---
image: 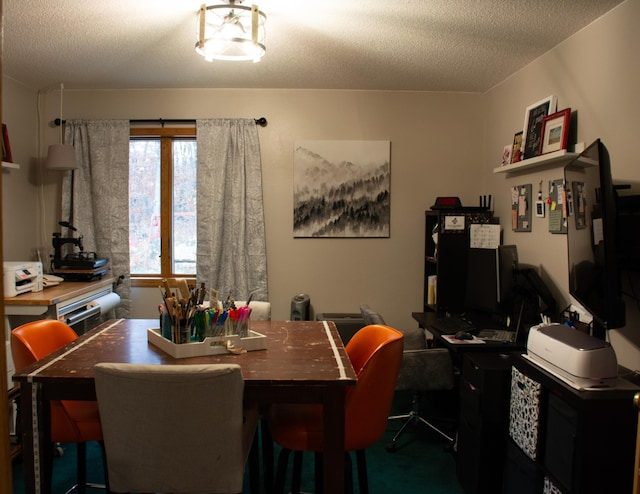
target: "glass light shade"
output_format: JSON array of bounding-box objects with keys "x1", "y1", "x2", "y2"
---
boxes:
[
  {"x1": 46, "y1": 144, "x2": 78, "y2": 170},
  {"x1": 196, "y1": 3, "x2": 266, "y2": 62}
]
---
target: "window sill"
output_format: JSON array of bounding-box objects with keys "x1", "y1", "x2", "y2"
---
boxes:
[{"x1": 131, "y1": 276, "x2": 196, "y2": 288}]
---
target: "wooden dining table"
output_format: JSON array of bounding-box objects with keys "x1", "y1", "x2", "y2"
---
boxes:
[{"x1": 12, "y1": 318, "x2": 358, "y2": 494}]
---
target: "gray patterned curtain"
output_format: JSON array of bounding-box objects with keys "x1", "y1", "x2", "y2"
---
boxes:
[
  {"x1": 196, "y1": 119, "x2": 268, "y2": 302},
  {"x1": 62, "y1": 120, "x2": 131, "y2": 318}
]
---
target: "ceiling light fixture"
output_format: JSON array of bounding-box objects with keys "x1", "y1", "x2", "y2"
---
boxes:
[
  {"x1": 46, "y1": 83, "x2": 78, "y2": 171},
  {"x1": 195, "y1": 1, "x2": 266, "y2": 63}
]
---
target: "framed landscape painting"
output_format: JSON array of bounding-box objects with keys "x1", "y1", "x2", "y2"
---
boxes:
[{"x1": 293, "y1": 140, "x2": 391, "y2": 238}]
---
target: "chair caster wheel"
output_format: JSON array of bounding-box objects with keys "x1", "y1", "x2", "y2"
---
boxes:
[{"x1": 385, "y1": 442, "x2": 397, "y2": 452}]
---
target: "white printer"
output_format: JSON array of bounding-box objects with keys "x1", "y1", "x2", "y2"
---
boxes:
[
  {"x1": 3, "y1": 261, "x2": 44, "y2": 297},
  {"x1": 525, "y1": 323, "x2": 618, "y2": 390}
]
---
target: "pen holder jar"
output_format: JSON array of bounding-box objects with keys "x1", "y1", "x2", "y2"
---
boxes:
[{"x1": 160, "y1": 314, "x2": 190, "y2": 343}]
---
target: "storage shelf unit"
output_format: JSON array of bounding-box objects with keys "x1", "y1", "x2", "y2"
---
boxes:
[
  {"x1": 424, "y1": 208, "x2": 495, "y2": 314},
  {"x1": 504, "y1": 356, "x2": 639, "y2": 494}
]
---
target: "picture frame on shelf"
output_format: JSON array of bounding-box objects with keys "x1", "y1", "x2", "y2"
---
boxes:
[
  {"x1": 502, "y1": 145, "x2": 512, "y2": 166},
  {"x1": 539, "y1": 108, "x2": 571, "y2": 155},
  {"x1": 522, "y1": 95, "x2": 557, "y2": 160},
  {"x1": 2, "y1": 124, "x2": 13, "y2": 163},
  {"x1": 511, "y1": 131, "x2": 523, "y2": 164}
]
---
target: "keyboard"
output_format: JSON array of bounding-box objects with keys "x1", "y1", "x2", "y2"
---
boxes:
[
  {"x1": 477, "y1": 329, "x2": 515, "y2": 342},
  {"x1": 430, "y1": 315, "x2": 476, "y2": 335}
]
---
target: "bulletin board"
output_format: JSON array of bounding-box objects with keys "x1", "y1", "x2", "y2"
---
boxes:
[
  {"x1": 548, "y1": 179, "x2": 567, "y2": 234},
  {"x1": 511, "y1": 184, "x2": 532, "y2": 232}
]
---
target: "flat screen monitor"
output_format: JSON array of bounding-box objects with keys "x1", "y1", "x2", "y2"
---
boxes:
[
  {"x1": 464, "y1": 248, "x2": 500, "y2": 315},
  {"x1": 464, "y1": 245, "x2": 519, "y2": 319},
  {"x1": 565, "y1": 139, "x2": 625, "y2": 338}
]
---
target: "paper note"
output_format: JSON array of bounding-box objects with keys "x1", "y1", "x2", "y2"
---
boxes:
[
  {"x1": 470, "y1": 224, "x2": 501, "y2": 249},
  {"x1": 444, "y1": 215, "x2": 465, "y2": 231},
  {"x1": 548, "y1": 209, "x2": 563, "y2": 232},
  {"x1": 593, "y1": 218, "x2": 603, "y2": 244},
  {"x1": 518, "y1": 195, "x2": 527, "y2": 217}
]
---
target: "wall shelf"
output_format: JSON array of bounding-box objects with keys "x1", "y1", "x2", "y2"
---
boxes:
[
  {"x1": 2, "y1": 161, "x2": 20, "y2": 169},
  {"x1": 493, "y1": 149, "x2": 578, "y2": 174}
]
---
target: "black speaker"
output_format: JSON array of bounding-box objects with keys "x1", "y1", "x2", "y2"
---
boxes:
[{"x1": 290, "y1": 294, "x2": 310, "y2": 321}]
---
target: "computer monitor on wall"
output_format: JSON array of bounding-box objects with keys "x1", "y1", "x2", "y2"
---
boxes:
[{"x1": 565, "y1": 139, "x2": 625, "y2": 339}]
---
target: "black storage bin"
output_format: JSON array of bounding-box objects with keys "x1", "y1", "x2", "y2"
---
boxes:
[
  {"x1": 503, "y1": 440, "x2": 542, "y2": 494},
  {"x1": 544, "y1": 394, "x2": 576, "y2": 491}
]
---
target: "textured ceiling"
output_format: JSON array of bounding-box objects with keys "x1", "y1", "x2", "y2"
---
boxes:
[{"x1": 3, "y1": 0, "x2": 624, "y2": 92}]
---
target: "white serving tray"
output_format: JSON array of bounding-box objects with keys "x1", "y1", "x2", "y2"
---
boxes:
[{"x1": 147, "y1": 327, "x2": 267, "y2": 358}]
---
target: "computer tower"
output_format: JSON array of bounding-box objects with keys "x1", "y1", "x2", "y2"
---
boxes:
[{"x1": 457, "y1": 352, "x2": 514, "y2": 494}]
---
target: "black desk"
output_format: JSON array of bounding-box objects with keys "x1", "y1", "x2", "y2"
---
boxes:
[
  {"x1": 412, "y1": 311, "x2": 526, "y2": 356},
  {"x1": 413, "y1": 311, "x2": 521, "y2": 494}
]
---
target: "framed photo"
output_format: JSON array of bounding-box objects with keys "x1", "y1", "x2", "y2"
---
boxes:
[
  {"x1": 502, "y1": 145, "x2": 512, "y2": 166},
  {"x1": 2, "y1": 124, "x2": 13, "y2": 163},
  {"x1": 539, "y1": 108, "x2": 571, "y2": 155},
  {"x1": 522, "y1": 95, "x2": 557, "y2": 160},
  {"x1": 511, "y1": 131, "x2": 523, "y2": 164}
]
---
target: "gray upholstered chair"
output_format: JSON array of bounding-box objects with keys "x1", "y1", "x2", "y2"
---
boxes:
[
  {"x1": 359, "y1": 304, "x2": 455, "y2": 451},
  {"x1": 94, "y1": 363, "x2": 259, "y2": 494}
]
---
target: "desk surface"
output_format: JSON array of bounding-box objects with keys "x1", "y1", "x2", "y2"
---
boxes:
[
  {"x1": 14, "y1": 318, "x2": 357, "y2": 494},
  {"x1": 412, "y1": 311, "x2": 525, "y2": 352},
  {"x1": 4, "y1": 276, "x2": 115, "y2": 307}
]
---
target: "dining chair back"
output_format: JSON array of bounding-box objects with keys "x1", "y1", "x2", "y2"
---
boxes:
[{"x1": 94, "y1": 362, "x2": 258, "y2": 494}]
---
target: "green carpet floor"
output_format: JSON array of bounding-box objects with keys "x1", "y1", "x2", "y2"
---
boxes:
[{"x1": 12, "y1": 392, "x2": 464, "y2": 494}]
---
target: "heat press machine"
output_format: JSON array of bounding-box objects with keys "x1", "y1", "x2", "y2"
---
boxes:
[{"x1": 51, "y1": 221, "x2": 110, "y2": 281}]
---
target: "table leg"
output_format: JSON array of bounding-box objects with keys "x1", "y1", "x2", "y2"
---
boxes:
[
  {"x1": 322, "y1": 387, "x2": 345, "y2": 494},
  {"x1": 18, "y1": 381, "x2": 36, "y2": 494},
  {"x1": 19, "y1": 382, "x2": 52, "y2": 494}
]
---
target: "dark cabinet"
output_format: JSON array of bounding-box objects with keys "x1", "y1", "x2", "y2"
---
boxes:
[
  {"x1": 424, "y1": 208, "x2": 495, "y2": 313},
  {"x1": 457, "y1": 352, "x2": 514, "y2": 494},
  {"x1": 504, "y1": 357, "x2": 639, "y2": 494}
]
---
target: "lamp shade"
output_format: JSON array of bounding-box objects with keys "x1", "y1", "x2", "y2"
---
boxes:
[
  {"x1": 196, "y1": 3, "x2": 266, "y2": 63},
  {"x1": 46, "y1": 144, "x2": 77, "y2": 170}
]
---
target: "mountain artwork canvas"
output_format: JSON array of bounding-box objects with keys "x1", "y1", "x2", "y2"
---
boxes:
[{"x1": 293, "y1": 140, "x2": 390, "y2": 237}]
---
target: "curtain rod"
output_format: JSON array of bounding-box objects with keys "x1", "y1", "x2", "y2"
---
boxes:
[{"x1": 54, "y1": 117, "x2": 268, "y2": 127}]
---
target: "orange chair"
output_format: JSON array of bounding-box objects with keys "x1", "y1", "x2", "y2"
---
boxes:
[
  {"x1": 11, "y1": 319, "x2": 105, "y2": 493},
  {"x1": 268, "y1": 324, "x2": 404, "y2": 494}
]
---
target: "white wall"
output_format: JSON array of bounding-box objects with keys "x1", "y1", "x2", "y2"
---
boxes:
[
  {"x1": 481, "y1": 0, "x2": 640, "y2": 370},
  {"x1": 1, "y1": 78, "x2": 42, "y2": 261}
]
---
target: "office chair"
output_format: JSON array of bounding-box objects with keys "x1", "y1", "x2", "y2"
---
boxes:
[
  {"x1": 268, "y1": 324, "x2": 404, "y2": 494},
  {"x1": 359, "y1": 305, "x2": 455, "y2": 452},
  {"x1": 94, "y1": 362, "x2": 259, "y2": 494},
  {"x1": 235, "y1": 300, "x2": 271, "y2": 320},
  {"x1": 11, "y1": 319, "x2": 106, "y2": 494}
]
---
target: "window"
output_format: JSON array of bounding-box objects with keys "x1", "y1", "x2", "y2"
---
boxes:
[{"x1": 129, "y1": 128, "x2": 197, "y2": 285}]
